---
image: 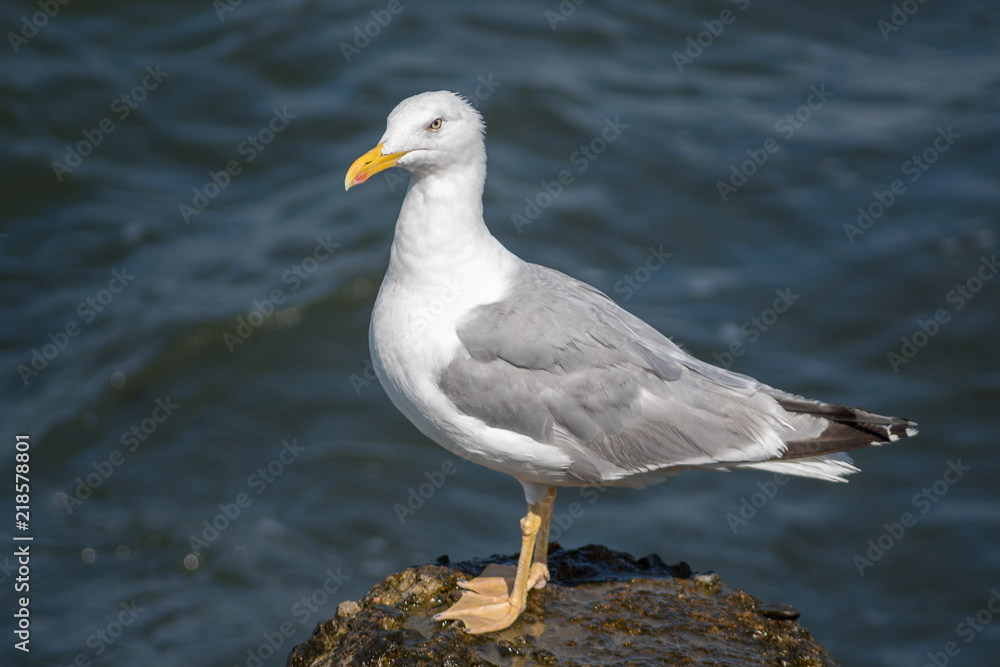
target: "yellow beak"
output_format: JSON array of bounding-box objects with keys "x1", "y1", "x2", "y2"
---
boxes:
[{"x1": 344, "y1": 142, "x2": 409, "y2": 190}]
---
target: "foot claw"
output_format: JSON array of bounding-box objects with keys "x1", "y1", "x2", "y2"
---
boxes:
[
  {"x1": 435, "y1": 589, "x2": 525, "y2": 634},
  {"x1": 436, "y1": 565, "x2": 525, "y2": 634},
  {"x1": 527, "y1": 562, "x2": 550, "y2": 590},
  {"x1": 439, "y1": 492, "x2": 554, "y2": 634}
]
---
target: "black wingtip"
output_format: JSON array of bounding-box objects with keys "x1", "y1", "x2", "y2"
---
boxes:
[{"x1": 776, "y1": 397, "x2": 918, "y2": 460}]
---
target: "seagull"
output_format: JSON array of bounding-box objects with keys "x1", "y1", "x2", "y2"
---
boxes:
[{"x1": 344, "y1": 91, "x2": 917, "y2": 634}]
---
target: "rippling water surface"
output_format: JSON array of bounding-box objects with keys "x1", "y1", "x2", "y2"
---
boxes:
[{"x1": 2, "y1": 1, "x2": 998, "y2": 666}]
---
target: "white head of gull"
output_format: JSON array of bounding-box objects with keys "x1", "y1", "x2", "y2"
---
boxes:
[{"x1": 345, "y1": 90, "x2": 917, "y2": 634}]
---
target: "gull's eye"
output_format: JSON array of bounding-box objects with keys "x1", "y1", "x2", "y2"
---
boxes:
[{"x1": 428, "y1": 118, "x2": 443, "y2": 131}]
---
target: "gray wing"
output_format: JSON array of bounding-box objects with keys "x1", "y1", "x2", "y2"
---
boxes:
[{"x1": 439, "y1": 263, "x2": 916, "y2": 485}]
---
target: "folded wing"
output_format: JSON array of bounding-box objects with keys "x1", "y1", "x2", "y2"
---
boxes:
[{"x1": 438, "y1": 262, "x2": 917, "y2": 485}]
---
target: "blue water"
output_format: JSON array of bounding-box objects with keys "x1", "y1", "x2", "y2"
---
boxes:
[{"x1": 2, "y1": 1, "x2": 998, "y2": 665}]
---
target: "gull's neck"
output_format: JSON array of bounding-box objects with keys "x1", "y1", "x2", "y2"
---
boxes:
[{"x1": 384, "y1": 164, "x2": 515, "y2": 291}]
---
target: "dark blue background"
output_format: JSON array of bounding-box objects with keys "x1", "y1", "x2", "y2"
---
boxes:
[{"x1": 2, "y1": 1, "x2": 997, "y2": 665}]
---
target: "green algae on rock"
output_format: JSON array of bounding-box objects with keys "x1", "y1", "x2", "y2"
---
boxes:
[{"x1": 286, "y1": 544, "x2": 843, "y2": 667}]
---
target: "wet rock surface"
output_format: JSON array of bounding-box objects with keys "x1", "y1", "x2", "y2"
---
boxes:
[{"x1": 287, "y1": 544, "x2": 843, "y2": 667}]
